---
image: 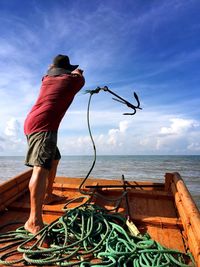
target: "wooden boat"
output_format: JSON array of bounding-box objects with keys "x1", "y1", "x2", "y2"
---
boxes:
[{"x1": 0, "y1": 169, "x2": 200, "y2": 266}]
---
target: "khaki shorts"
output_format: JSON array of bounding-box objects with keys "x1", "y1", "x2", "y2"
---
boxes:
[{"x1": 25, "y1": 131, "x2": 61, "y2": 170}]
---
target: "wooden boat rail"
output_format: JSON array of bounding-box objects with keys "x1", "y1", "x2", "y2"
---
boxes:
[
  {"x1": 166, "y1": 172, "x2": 200, "y2": 267},
  {"x1": 0, "y1": 169, "x2": 32, "y2": 212}
]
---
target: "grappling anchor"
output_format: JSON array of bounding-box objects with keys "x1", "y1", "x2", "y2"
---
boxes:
[{"x1": 85, "y1": 86, "x2": 142, "y2": 115}]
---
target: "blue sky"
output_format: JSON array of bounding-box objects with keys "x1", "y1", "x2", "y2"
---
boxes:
[{"x1": 0, "y1": 0, "x2": 200, "y2": 156}]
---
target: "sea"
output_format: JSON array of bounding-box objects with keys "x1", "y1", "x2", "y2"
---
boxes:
[{"x1": 0, "y1": 155, "x2": 199, "y2": 210}]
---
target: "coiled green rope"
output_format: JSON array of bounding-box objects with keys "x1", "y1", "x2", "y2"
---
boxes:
[{"x1": 0, "y1": 203, "x2": 195, "y2": 266}]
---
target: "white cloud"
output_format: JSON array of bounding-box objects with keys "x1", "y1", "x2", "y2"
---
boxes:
[
  {"x1": 58, "y1": 120, "x2": 130, "y2": 155},
  {"x1": 187, "y1": 142, "x2": 200, "y2": 152},
  {"x1": 4, "y1": 118, "x2": 20, "y2": 137},
  {"x1": 156, "y1": 118, "x2": 200, "y2": 153},
  {"x1": 160, "y1": 118, "x2": 198, "y2": 136},
  {"x1": 57, "y1": 114, "x2": 200, "y2": 155},
  {"x1": 1, "y1": 107, "x2": 199, "y2": 156},
  {"x1": 108, "y1": 120, "x2": 129, "y2": 146},
  {"x1": 0, "y1": 118, "x2": 26, "y2": 155}
]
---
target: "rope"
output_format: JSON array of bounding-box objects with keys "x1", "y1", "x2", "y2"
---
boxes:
[
  {"x1": 0, "y1": 203, "x2": 195, "y2": 266},
  {"x1": 78, "y1": 93, "x2": 97, "y2": 196},
  {"x1": 78, "y1": 91, "x2": 127, "y2": 212}
]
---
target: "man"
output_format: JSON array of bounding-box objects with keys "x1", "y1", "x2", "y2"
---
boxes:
[{"x1": 24, "y1": 54, "x2": 85, "y2": 234}]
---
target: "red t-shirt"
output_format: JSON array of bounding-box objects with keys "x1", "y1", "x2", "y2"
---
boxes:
[{"x1": 24, "y1": 73, "x2": 85, "y2": 135}]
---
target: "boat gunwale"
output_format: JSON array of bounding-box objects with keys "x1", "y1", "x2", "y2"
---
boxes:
[{"x1": 166, "y1": 172, "x2": 200, "y2": 267}]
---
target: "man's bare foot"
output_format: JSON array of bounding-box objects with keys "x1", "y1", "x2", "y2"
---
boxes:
[
  {"x1": 24, "y1": 220, "x2": 44, "y2": 235},
  {"x1": 24, "y1": 220, "x2": 50, "y2": 248},
  {"x1": 44, "y1": 193, "x2": 66, "y2": 204}
]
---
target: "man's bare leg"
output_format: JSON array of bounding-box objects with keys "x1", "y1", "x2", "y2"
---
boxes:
[
  {"x1": 24, "y1": 166, "x2": 49, "y2": 234},
  {"x1": 44, "y1": 160, "x2": 62, "y2": 204}
]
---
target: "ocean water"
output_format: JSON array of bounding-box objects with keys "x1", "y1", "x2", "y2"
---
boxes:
[{"x1": 0, "y1": 155, "x2": 199, "y2": 210}]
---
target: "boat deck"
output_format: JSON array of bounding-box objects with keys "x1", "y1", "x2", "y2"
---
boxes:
[{"x1": 0, "y1": 170, "x2": 199, "y2": 266}]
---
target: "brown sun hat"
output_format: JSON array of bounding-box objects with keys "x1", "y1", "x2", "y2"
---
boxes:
[{"x1": 53, "y1": 54, "x2": 79, "y2": 71}]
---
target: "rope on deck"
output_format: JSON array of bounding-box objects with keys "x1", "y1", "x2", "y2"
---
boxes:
[{"x1": 0, "y1": 203, "x2": 195, "y2": 266}]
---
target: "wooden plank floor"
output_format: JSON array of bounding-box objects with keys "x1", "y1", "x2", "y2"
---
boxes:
[
  {"x1": 0, "y1": 178, "x2": 187, "y2": 266},
  {"x1": 3, "y1": 182, "x2": 185, "y2": 247}
]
